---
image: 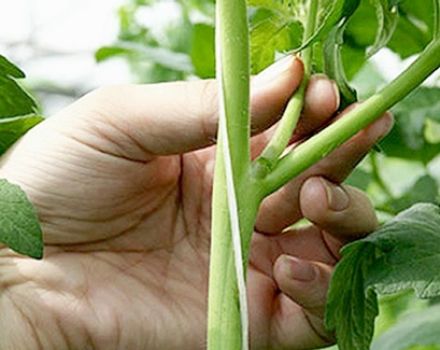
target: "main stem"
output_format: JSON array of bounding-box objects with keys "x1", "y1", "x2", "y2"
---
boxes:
[
  {"x1": 263, "y1": 39, "x2": 440, "y2": 195},
  {"x1": 207, "y1": 0, "x2": 256, "y2": 349}
]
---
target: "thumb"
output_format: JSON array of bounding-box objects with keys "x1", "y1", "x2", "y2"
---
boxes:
[{"x1": 68, "y1": 56, "x2": 303, "y2": 158}]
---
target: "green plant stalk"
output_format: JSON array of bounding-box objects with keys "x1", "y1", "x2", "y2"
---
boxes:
[
  {"x1": 257, "y1": 0, "x2": 319, "y2": 169},
  {"x1": 208, "y1": 163, "x2": 260, "y2": 349},
  {"x1": 207, "y1": 0, "x2": 254, "y2": 348},
  {"x1": 262, "y1": 38, "x2": 440, "y2": 195}
]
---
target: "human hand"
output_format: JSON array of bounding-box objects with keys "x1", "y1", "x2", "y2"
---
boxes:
[{"x1": 0, "y1": 56, "x2": 392, "y2": 349}]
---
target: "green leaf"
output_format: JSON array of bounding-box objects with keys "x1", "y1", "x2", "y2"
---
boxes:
[
  {"x1": 190, "y1": 23, "x2": 215, "y2": 78},
  {"x1": 380, "y1": 87, "x2": 440, "y2": 163},
  {"x1": 368, "y1": 0, "x2": 399, "y2": 56},
  {"x1": 0, "y1": 179, "x2": 43, "y2": 259},
  {"x1": 372, "y1": 304, "x2": 440, "y2": 350},
  {"x1": 298, "y1": 0, "x2": 362, "y2": 50},
  {"x1": 345, "y1": 167, "x2": 372, "y2": 191},
  {"x1": 0, "y1": 55, "x2": 25, "y2": 78},
  {"x1": 388, "y1": 0, "x2": 435, "y2": 58},
  {"x1": 326, "y1": 203, "x2": 440, "y2": 350},
  {"x1": 324, "y1": 21, "x2": 358, "y2": 108},
  {"x1": 383, "y1": 175, "x2": 439, "y2": 214},
  {"x1": 0, "y1": 55, "x2": 38, "y2": 118},
  {"x1": 0, "y1": 115, "x2": 44, "y2": 156},
  {"x1": 249, "y1": 9, "x2": 302, "y2": 73},
  {"x1": 344, "y1": 0, "x2": 434, "y2": 59},
  {"x1": 248, "y1": 0, "x2": 361, "y2": 67}
]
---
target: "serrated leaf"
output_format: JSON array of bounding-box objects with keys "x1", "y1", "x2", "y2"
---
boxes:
[
  {"x1": 372, "y1": 304, "x2": 440, "y2": 350},
  {"x1": 250, "y1": 10, "x2": 302, "y2": 73},
  {"x1": 326, "y1": 203, "x2": 440, "y2": 350},
  {"x1": 368, "y1": 0, "x2": 399, "y2": 56},
  {"x1": 0, "y1": 55, "x2": 38, "y2": 118},
  {"x1": 0, "y1": 179, "x2": 43, "y2": 259},
  {"x1": 0, "y1": 114, "x2": 43, "y2": 156}
]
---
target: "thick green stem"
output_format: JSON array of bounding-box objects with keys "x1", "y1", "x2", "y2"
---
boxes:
[
  {"x1": 208, "y1": 144, "x2": 261, "y2": 349},
  {"x1": 263, "y1": 39, "x2": 440, "y2": 195},
  {"x1": 208, "y1": 0, "x2": 254, "y2": 348},
  {"x1": 256, "y1": 0, "x2": 319, "y2": 170}
]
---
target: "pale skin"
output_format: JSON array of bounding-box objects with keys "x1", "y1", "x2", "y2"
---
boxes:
[{"x1": 0, "y1": 57, "x2": 393, "y2": 350}]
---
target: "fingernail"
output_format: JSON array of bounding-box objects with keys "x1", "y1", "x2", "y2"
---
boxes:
[
  {"x1": 285, "y1": 256, "x2": 316, "y2": 282},
  {"x1": 320, "y1": 178, "x2": 349, "y2": 211},
  {"x1": 310, "y1": 74, "x2": 340, "y2": 110},
  {"x1": 253, "y1": 55, "x2": 298, "y2": 86}
]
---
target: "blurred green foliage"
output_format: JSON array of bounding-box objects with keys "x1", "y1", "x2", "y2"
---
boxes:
[{"x1": 96, "y1": 0, "x2": 215, "y2": 82}]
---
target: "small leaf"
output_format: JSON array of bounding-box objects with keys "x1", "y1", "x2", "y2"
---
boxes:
[
  {"x1": 95, "y1": 46, "x2": 133, "y2": 62},
  {"x1": 0, "y1": 114, "x2": 44, "y2": 156},
  {"x1": 0, "y1": 179, "x2": 43, "y2": 259},
  {"x1": 326, "y1": 203, "x2": 440, "y2": 350},
  {"x1": 368, "y1": 0, "x2": 399, "y2": 56},
  {"x1": 324, "y1": 21, "x2": 358, "y2": 108}
]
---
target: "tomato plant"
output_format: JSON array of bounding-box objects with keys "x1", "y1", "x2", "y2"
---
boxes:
[
  {"x1": 209, "y1": 0, "x2": 440, "y2": 349},
  {"x1": 2, "y1": 0, "x2": 440, "y2": 349}
]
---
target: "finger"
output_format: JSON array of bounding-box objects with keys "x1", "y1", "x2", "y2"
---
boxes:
[
  {"x1": 295, "y1": 74, "x2": 340, "y2": 139},
  {"x1": 255, "y1": 112, "x2": 393, "y2": 234},
  {"x1": 61, "y1": 56, "x2": 304, "y2": 160},
  {"x1": 270, "y1": 255, "x2": 334, "y2": 348},
  {"x1": 250, "y1": 73, "x2": 340, "y2": 157},
  {"x1": 300, "y1": 177, "x2": 378, "y2": 257}
]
